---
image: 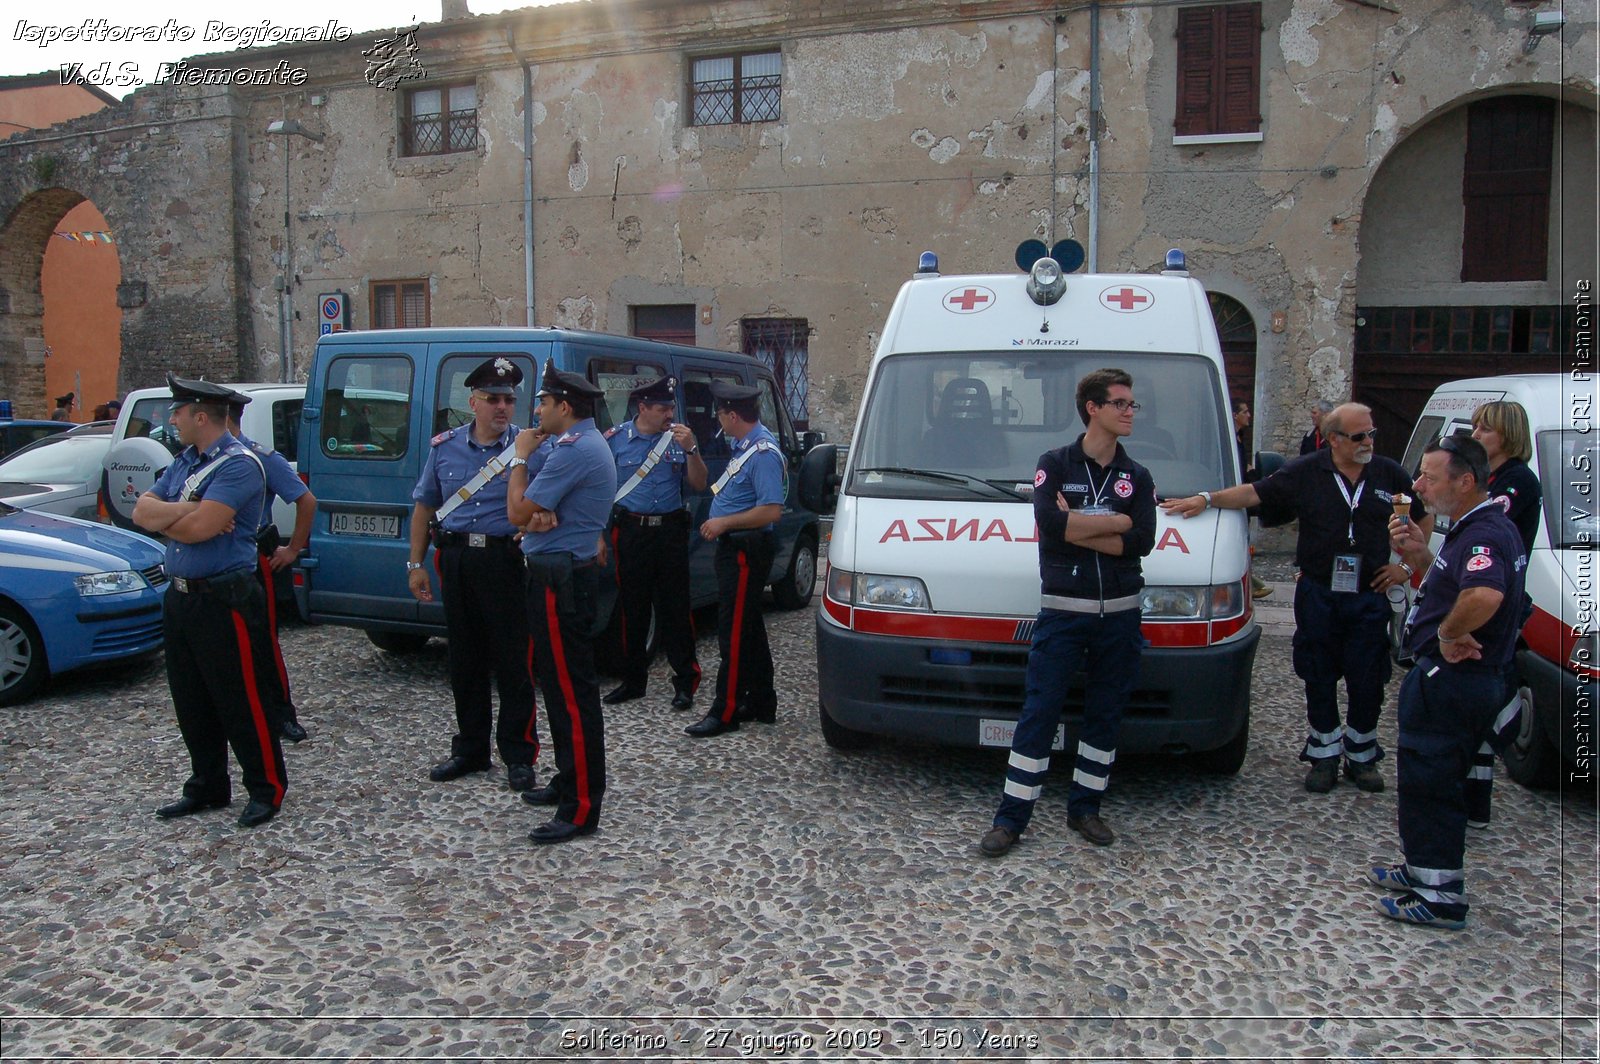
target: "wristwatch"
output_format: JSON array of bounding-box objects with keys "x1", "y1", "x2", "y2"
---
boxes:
[
  {"x1": 688, "y1": 444, "x2": 700, "y2": 455},
  {"x1": 1198, "y1": 491, "x2": 1213, "y2": 508},
  {"x1": 508, "y1": 456, "x2": 528, "y2": 469},
  {"x1": 406, "y1": 561, "x2": 423, "y2": 571}
]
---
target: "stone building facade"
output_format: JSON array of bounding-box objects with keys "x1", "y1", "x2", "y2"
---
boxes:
[{"x1": 0, "y1": 0, "x2": 1593, "y2": 447}]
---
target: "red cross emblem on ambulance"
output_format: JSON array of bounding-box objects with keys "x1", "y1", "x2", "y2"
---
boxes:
[
  {"x1": 1101, "y1": 285, "x2": 1153, "y2": 313},
  {"x1": 944, "y1": 286, "x2": 995, "y2": 314}
]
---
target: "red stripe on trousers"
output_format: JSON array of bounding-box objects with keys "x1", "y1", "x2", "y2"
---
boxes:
[
  {"x1": 231, "y1": 610, "x2": 285, "y2": 806},
  {"x1": 257, "y1": 554, "x2": 289, "y2": 691},
  {"x1": 723, "y1": 550, "x2": 748, "y2": 723},
  {"x1": 545, "y1": 585, "x2": 591, "y2": 825}
]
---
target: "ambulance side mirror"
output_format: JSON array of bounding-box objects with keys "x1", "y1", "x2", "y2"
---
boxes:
[
  {"x1": 799, "y1": 443, "x2": 840, "y2": 514},
  {"x1": 800, "y1": 430, "x2": 827, "y2": 453}
]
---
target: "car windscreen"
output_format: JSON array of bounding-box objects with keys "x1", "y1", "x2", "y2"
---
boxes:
[
  {"x1": 124, "y1": 396, "x2": 184, "y2": 457},
  {"x1": 0, "y1": 435, "x2": 112, "y2": 485},
  {"x1": 848, "y1": 351, "x2": 1232, "y2": 500},
  {"x1": 1537, "y1": 429, "x2": 1598, "y2": 549}
]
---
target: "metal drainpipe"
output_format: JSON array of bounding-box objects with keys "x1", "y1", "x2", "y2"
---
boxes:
[
  {"x1": 1088, "y1": 0, "x2": 1101, "y2": 272},
  {"x1": 281, "y1": 143, "x2": 293, "y2": 382},
  {"x1": 510, "y1": 29, "x2": 536, "y2": 326}
]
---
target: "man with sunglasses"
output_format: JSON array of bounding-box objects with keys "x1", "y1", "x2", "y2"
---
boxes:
[
  {"x1": 407, "y1": 357, "x2": 540, "y2": 794},
  {"x1": 1162, "y1": 403, "x2": 1428, "y2": 793}
]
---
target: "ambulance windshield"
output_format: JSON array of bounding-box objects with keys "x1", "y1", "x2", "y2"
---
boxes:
[
  {"x1": 1538, "y1": 430, "x2": 1599, "y2": 549},
  {"x1": 850, "y1": 352, "x2": 1234, "y2": 500}
]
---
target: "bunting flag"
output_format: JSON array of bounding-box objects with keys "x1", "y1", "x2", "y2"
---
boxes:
[{"x1": 53, "y1": 230, "x2": 115, "y2": 243}]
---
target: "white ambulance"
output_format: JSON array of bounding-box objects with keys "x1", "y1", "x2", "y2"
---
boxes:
[
  {"x1": 1398, "y1": 374, "x2": 1596, "y2": 787},
  {"x1": 800, "y1": 248, "x2": 1261, "y2": 772}
]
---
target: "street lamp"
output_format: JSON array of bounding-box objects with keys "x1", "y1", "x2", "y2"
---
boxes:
[{"x1": 264, "y1": 119, "x2": 324, "y2": 383}]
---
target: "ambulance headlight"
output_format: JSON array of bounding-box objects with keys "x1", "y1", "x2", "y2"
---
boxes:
[
  {"x1": 1210, "y1": 581, "x2": 1245, "y2": 620},
  {"x1": 1027, "y1": 257, "x2": 1067, "y2": 306},
  {"x1": 1139, "y1": 585, "x2": 1203, "y2": 619},
  {"x1": 857, "y1": 573, "x2": 932, "y2": 611}
]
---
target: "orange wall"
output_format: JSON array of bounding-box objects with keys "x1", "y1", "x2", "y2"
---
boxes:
[
  {"x1": 0, "y1": 83, "x2": 108, "y2": 141},
  {"x1": 42, "y1": 200, "x2": 121, "y2": 421}
]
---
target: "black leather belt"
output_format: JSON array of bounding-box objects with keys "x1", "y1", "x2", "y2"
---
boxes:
[
  {"x1": 615, "y1": 510, "x2": 687, "y2": 527},
  {"x1": 170, "y1": 570, "x2": 251, "y2": 594},
  {"x1": 524, "y1": 555, "x2": 600, "y2": 570},
  {"x1": 438, "y1": 531, "x2": 518, "y2": 548}
]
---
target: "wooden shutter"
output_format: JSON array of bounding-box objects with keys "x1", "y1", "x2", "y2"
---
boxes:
[
  {"x1": 1175, "y1": 8, "x2": 1217, "y2": 136},
  {"x1": 1219, "y1": 4, "x2": 1262, "y2": 133},
  {"x1": 1176, "y1": 4, "x2": 1261, "y2": 136},
  {"x1": 1461, "y1": 96, "x2": 1554, "y2": 282}
]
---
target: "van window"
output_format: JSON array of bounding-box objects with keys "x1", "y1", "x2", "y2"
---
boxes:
[
  {"x1": 680, "y1": 368, "x2": 744, "y2": 461},
  {"x1": 321, "y1": 356, "x2": 413, "y2": 459},
  {"x1": 1538, "y1": 429, "x2": 1598, "y2": 549},
  {"x1": 1401, "y1": 415, "x2": 1445, "y2": 478},
  {"x1": 850, "y1": 352, "x2": 1231, "y2": 499},
  {"x1": 434, "y1": 353, "x2": 540, "y2": 437},
  {"x1": 757, "y1": 377, "x2": 798, "y2": 454},
  {"x1": 123, "y1": 395, "x2": 184, "y2": 457},
  {"x1": 588, "y1": 357, "x2": 668, "y2": 433},
  {"x1": 272, "y1": 398, "x2": 303, "y2": 460}
]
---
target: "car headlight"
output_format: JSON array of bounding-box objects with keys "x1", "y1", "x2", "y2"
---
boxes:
[
  {"x1": 75, "y1": 569, "x2": 151, "y2": 596},
  {"x1": 826, "y1": 568, "x2": 932, "y2": 611},
  {"x1": 1140, "y1": 582, "x2": 1246, "y2": 621}
]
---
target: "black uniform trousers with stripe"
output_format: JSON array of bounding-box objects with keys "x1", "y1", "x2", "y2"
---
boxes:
[
  {"x1": 525, "y1": 553, "x2": 606, "y2": 828},
  {"x1": 711, "y1": 531, "x2": 776, "y2": 724},
  {"x1": 438, "y1": 539, "x2": 539, "y2": 768},
  {"x1": 251, "y1": 549, "x2": 298, "y2": 730},
  {"x1": 163, "y1": 572, "x2": 288, "y2": 808},
  {"x1": 613, "y1": 512, "x2": 701, "y2": 693}
]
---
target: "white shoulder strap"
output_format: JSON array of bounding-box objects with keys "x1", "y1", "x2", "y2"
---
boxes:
[
  {"x1": 711, "y1": 439, "x2": 781, "y2": 496},
  {"x1": 613, "y1": 431, "x2": 676, "y2": 505}
]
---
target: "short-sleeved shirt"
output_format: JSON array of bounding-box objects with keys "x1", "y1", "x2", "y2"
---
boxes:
[
  {"x1": 1404, "y1": 499, "x2": 1527, "y2": 669},
  {"x1": 606, "y1": 419, "x2": 688, "y2": 514},
  {"x1": 412, "y1": 424, "x2": 521, "y2": 536},
  {"x1": 709, "y1": 422, "x2": 786, "y2": 530},
  {"x1": 1253, "y1": 448, "x2": 1424, "y2": 586},
  {"x1": 149, "y1": 432, "x2": 266, "y2": 579},
  {"x1": 521, "y1": 419, "x2": 615, "y2": 560},
  {"x1": 238, "y1": 433, "x2": 307, "y2": 532},
  {"x1": 1487, "y1": 457, "x2": 1542, "y2": 555}
]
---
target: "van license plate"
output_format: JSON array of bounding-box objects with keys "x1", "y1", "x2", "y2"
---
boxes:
[
  {"x1": 330, "y1": 511, "x2": 401, "y2": 538},
  {"x1": 979, "y1": 719, "x2": 1065, "y2": 751}
]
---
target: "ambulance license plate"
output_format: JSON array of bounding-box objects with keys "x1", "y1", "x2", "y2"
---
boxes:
[
  {"x1": 330, "y1": 511, "x2": 401, "y2": 538},
  {"x1": 978, "y1": 719, "x2": 1065, "y2": 750}
]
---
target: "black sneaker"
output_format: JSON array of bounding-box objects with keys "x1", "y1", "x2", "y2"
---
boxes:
[{"x1": 1304, "y1": 759, "x2": 1339, "y2": 793}]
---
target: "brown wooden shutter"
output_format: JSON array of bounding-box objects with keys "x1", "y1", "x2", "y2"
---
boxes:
[
  {"x1": 1461, "y1": 96, "x2": 1554, "y2": 282},
  {"x1": 1219, "y1": 4, "x2": 1262, "y2": 133},
  {"x1": 1175, "y1": 8, "x2": 1217, "y2": 136},
  {"x1": 1176, "y1": 4, "x2": 1261, "y2": 136}
]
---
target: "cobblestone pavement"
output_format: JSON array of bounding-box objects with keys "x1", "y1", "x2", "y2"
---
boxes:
[{"x1": 2, "y1": 566, "x2": 1596, "y2": 1060}]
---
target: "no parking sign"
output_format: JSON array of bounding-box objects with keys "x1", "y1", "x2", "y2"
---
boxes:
[{"x1": 319, "y1": 291, "x2": 349, "y2": 335}]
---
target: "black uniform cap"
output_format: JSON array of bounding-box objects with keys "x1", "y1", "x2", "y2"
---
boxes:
[
  {"x1": 709, "y1": 381, "x2": 761, "y2": 408},
  {"x1": 630, "y1": 375, "x2": 677, "y2": 405},
  {"x1": 536, "y1": 361, "x2": 603, "y2": 401},
  {"x1": 465, "y1": 356, "x2": 524, "y2": 395},
  {"x1": 167, "y1": 372, "x2": 242, "y2": 410}
]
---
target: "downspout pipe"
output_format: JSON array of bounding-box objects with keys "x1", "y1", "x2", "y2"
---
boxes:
[
  {"x1": 1088, "y1": 0, "x2": 1101, "y2": 272},
  {"x1": 510, "y1": 28, "x2": 535, "y2": 326}
]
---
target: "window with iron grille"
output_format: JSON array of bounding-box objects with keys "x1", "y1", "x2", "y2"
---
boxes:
[
  {"x1": 370, "y1": 280, "x2": 430, "y2": 329},
  {"x1": 741, "y1": 317, "x2": 808, "y2": 429},
  {"x1": 403, "y1": 82, "x2": 478, "y2": 156},
  {"x1": 1175, "y1": 3, "x2": 1261, "y2": 138},
  {"x1": 690, "y1": 51, "x2": 781, "y2": 126}
]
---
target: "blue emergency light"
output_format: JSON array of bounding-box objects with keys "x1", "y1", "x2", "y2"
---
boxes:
[
  {"x1": 1164, "y1": 248, "x2": 1188, "y2": 273},
  {"x1": 915, "y1": 251, "x2": 940, "y2": 277},
  {"x1": 0, "y1": 399, "x2": 12, "y2": 419}
]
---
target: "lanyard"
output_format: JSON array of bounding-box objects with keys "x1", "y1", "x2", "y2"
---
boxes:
[
  {"x1": 1331, "y1": 472, "x2": 1365, "y2": 546},
  {"x1": 1084, "y1": 460, "x2": 1113, "y2": 509}
]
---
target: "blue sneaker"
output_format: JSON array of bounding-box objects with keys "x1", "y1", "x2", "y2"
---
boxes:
[
  {"x1": 1378, "y1": 891, "x2": 1466, "y2": 930},
  {"x1": 1366, "y1": 864, "x2": 1414, "y2": 891}
]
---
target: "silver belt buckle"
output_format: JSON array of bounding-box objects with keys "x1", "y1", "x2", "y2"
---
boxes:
[
  {"x1": 172, "y1": 576, "x2": 191, "y2": 593},
  {"x1": 468, "y1": 533, "x2": 487, "y2": 548},
  {"x1": 646, "y1": 515, "x2": 662, "y2": 527}
]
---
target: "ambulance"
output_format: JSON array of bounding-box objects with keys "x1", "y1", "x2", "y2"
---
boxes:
[
  {"x1": 800, "y1": 245, "x2": 1261, "y2": 771},
  {"x1": 1398, "y1": 374, "x2": 1596, "y2": 787}
]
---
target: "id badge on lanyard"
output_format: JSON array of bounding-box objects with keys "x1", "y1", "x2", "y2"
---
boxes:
[
  {"x1": 1080, "y1": 462, "x2": 1115, "y2": 517},
  {"x1": 1331, "y1": 472, "x2": 1364, "y2": 594}
]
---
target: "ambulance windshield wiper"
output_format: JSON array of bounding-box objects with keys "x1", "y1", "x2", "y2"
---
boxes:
[{"x1": 856, "y1": 467, "x2": 1026, "y2": 500}]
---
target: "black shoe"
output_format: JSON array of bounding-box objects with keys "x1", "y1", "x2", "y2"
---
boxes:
[
  {"x1": 670, "y1": 684, "x2": 695, "y2": 711},
  {"x1": 529, "y1": 818, "x2": 596, "y2": 844},
  {"x1": 1067, "y1": 813, "x2": 1115, "y2": 846},
  {"x1": 1304, "y1": 758, "x2": 1339, "y2": 793},
  {"x1": 507, "y1": 765, "x2": 538, "y2": 793},
  {"x1": 1343, "y1": 759, "x2": 1385, "y2": 793},
  {"x1": 279, "y1": 719, "x2": 308, "y2": 743},
  {"x1": 736, "y1": 700, "x2": 777, "y2": 724},
  {"x1": 237, "y1": 800, "x2": 278, "y2": 828},
  {"x1": 979, "y1": 825, "x2": 1018, "y2": 857},
  {"x1": 155, "y1": 795, "x2": 230, "y2": 819},
  {"x1": 429, "y1": 755, "x2": 491, "y2": 782},
  {"x1": 684, "y1": 713, "x2": 739, "y2": 738},
  {"x1": 521, "y1": 781, "x2": 560, "y2": 806},
  {"x1": 603, "y1": 683, "x2": 647, "y2": 705}
]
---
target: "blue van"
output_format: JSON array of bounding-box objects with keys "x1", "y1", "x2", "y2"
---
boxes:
[{"x1": 294, "y1": 327, "x2": 822, "y2": 656}]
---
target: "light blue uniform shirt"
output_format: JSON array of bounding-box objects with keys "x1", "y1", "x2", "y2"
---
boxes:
[
  {"x1": 238, "y1": 433, "x2": 307, "y2": 532},
  {"x1": 606, "y1": 420, "x2": 687, "y2": 514},
  {"x1": 521, "y1": 419, "x2": 615, "y2": 561},
  {"x1": 412, "y1": 424, "x2": 521, "y2": 536},
  {"x1": 710, "y1": 422, "x2": 786, "y2": 531},
  {"x1": 149, "y1": 432, "x2": 266, "y2": 578}
]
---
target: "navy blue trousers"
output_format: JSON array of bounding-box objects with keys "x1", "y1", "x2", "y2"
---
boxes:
[{"x1": 1292, "y1": 579, "x2": 1391, "y2": 764}]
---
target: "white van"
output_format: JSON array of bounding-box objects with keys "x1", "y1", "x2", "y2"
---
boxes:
[
  {"x1": 799, "y1": 248, "x2": 1261, "y2": 772},
  {"x1": 1399, "y1": 374, "x2": 1596, "y2": 786}
]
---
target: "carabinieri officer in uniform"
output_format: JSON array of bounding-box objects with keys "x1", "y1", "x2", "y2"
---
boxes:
[
  {"x1": 509, "y1": 363, "x2": 616, "y2": 844},
  {"x1": 684, "y1": 381, "x2": 787, "y2": 738},
  {"x1": 602, "y1": 375, "x2": 707, "y2": 710},
  {"x1": 135, "y1": 373, "x2": 285, "y2": 829},
  {"x1": 409, "y1": 357, "x2": 540, "y2": 793}
]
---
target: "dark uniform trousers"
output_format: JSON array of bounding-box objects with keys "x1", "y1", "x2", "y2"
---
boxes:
[
  {"x1": 250, "y1": 544, "x2": 297, "y2": 730},
  {"x1": 1292, "y1": 579, "x2": 1392, "y2": 763},
  {"x1": 1396, "y1": 659, "x2": 1514, "y2": 917},
  {"x1": 711, "y1": 531, "x2": 776, "y2": 724},
  {"x1": 163, "y1": 573, "x2": 287, "y2": 807},
  {"x1": 612, "y1": 511, "x2": 701, "y2": 693},
  {"x1": 525, "y1": 554, "x2": 606, "y2": 828},
  {"x1": 438, "y1": 538, "x2": 539, "y2": 768}
]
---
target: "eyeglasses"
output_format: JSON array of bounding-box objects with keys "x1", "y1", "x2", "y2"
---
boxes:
[
  {"x1": 1098, "y1": 399, "x2": 1141, "y2": 412},
  {"x1": 1332, "y1": 428, "x2": 1377, "y2": 443},
  {"x1": 475, "y1": 393, "x2": 516, "y2": 406}
]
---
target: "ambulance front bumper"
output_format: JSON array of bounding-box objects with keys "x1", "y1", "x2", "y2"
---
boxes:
[{"x1": 815, "y1": 615, "x2": 1258, "y2": 753}]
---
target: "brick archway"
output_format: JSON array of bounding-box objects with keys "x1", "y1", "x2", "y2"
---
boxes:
[{"x1": 0, "y1": 186, "x2": 89, "y2": 415}]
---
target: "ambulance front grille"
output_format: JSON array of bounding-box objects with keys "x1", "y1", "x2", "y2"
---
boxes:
[{"x1": 878, "y1": 675, "x2": 1172, "y2": 717}]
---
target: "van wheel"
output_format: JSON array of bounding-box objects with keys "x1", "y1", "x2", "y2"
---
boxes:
[
  {"x1": 772, "y1": 532, "x2": 817, "y2": 610},
  {"x1": 1502, "y1": 686, "x2": 1559, "y2": 789},
  {"x1": 1190, "y1": 713, "x2": 1249, "y2": 775},
  {"x1": 819, "y1": 698, "x2": 872, "y2": 750},
  {"x1": 0, "y1": 603, "x2": 49, "y2": 707},
  {"x1": 367, "y1": 631, "x2": 429, "y2": 655}
]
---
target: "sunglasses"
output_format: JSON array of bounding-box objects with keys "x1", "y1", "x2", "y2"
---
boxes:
[
  {"x1": 1332, "y1": 428, "x2": 1377, "y2": 443},
  {"x1": 475, "y1": 393, "x2": 516, "y2": 406}
]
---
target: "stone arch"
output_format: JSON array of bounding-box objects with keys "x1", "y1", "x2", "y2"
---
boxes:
[
  {"x1": 1206, "y1": 291, "x2": 1258, "y2": 456},
  {"x1": 0, "y1": 186, "x2": 90, "y2": 415}
]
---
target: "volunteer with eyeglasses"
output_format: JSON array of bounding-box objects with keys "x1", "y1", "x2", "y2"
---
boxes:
[{"x1": 1162, "y1": 402, "x2": 1429, "y2": 794}]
